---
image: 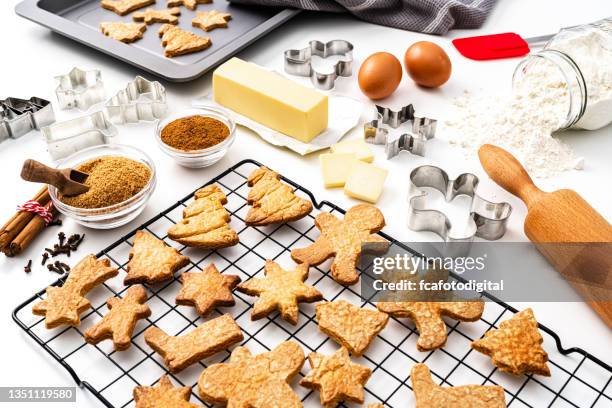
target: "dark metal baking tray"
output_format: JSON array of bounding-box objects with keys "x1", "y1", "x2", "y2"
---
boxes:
[{"x1": 15, "y1": 0, "x2": 300, "y2": 82}]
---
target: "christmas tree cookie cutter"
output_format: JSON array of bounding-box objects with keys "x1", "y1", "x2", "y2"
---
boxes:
[
  {"x1": 0, "y1": 97, "x2": 55, "y2": 142},
  {"x1": 104, "y1": 76, "x2": 167, "y2": 124},
  {"x1": 55, "y1": 67, "x2": 106, "y2": 111}
]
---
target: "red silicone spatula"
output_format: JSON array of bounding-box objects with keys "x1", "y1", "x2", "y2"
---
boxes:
[{"x1": 453, "y1": 32, "x2": 554, "y2": 60}]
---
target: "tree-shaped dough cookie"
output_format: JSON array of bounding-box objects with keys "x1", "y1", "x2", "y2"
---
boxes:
[
  {"x1": 133, "y1": 375, "x2": 201, "y2": 408},
  {"x1": 176, "y1": 263, "x2": 241, "y2": 316},
  {"x1": 291, "y1": 204, "x2": 388, "y2": 285},
  {"x1": 158, "y1": 24, "x2": 211, "y2": 57},
  {"x1": 245, "y1": 166, "x2": 313, "y2": 226}
]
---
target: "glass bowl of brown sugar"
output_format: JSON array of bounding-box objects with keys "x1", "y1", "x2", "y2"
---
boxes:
[
  {"x1": 155, "y1": 107, "x2": 236, "y2": 168},
  {"x1": 49, "y1": 144, "x2": 156, "y2": 229}
]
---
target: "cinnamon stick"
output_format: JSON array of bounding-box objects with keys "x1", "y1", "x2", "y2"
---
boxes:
[
  {"x1": 0, "y1": 187, "x2": 49, "y2": 250},
  {"x1": 3, "y1": 201, "x2": 57, "y2": 257}
]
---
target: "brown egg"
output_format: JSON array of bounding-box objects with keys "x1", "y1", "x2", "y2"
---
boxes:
[
  {"x1": 358, "y1": 52, "x2": 403, "y2": 100},
  {"x1": 404, "y1": 41, "x2": 452, "y2": 88}
]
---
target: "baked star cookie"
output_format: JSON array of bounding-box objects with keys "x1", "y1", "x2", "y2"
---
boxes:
[
  {"x1": 134, "y1": 375, "x2": 200, "y2": 408},
  {"x1": 145, "y1": 314, "x2": 242, "y2": 373},
  {"x1": 237, "y1": 260, "x2": 322, "y2": 325},
  {"x1": 192, "y1": 10, "x2": 232, "y2": 32},
  {"x1": 168, "y1": 184, "x2": 239, "y2": 249},
  {"x1": 159, "y1": 24, "x2": 211, "y2": 57},
  {"x1": 291, "y1": 204, "x2": 388, "y2": 285},
  {"x1": 198, "y1": 341, "x2": 304, "y2": 407},
  {"x1": 133, "y1": 7, "x2": 181, "y2": 24},
  {"x1": 377, "y1": 301, "x2": 484, "y2": 351},
  {"x1": 32, "y1": 254, "x2": 118, "y2": 329},
  {"x1": 101, "y1": 0, "x2": 155, "y2": 16},
  {"x1": 245, "y1": 167, "x2": 313, "y2": 226},
  {"x1": 100, "y1": 22, "x2": 147, "y2": 43},
  {"x1": 125, "y1": 230, "x2": 190, "y2": 285},
  {"x1": 167, "y1": 0, "x2": 211, "y2": 10},
  {"x1": 176, "y1": 263, "x2": 240, "y2": 316},
  {"x1": 411, "y1": 364, "x2": 506, "y2": 408},
  {"x1": 300, "y1": 347, "x2": 372, "y2": 408},
  {"x1": 472, "y1": 308, "x2": 550, "y2": 376},
  {"x1": 84, "y1": 285, "x2": 151, "y2": 351},
  {"x1": 316, "y1": 300, "x2": 388, "y2": 356}
]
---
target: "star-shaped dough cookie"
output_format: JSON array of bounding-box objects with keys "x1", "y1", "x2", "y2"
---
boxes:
[
  {"x1": 316, "y1": 300, "x2": 388, "y2": 356},
  {"x1": 192, "y1": 10, "x2": 232, "y2": 32},
  {"x1": 377, "y1": 301, "x2": 484, "y2": 351},
  {"x1": 100, "y1": 22, "x2": 147, "y2": 43},
  {"x1": 101, "y1": 0, "x2": 155, "y2": 16},
  {"x1": 471, "y1": 308, "x2": 550, "y2": 376},
  {"x1": 133, "y1": 7, "x2": 181, "y2": 25},
  {"x1": 237, "y1": 260, "x2": 322, "y2": 325},
  {"x1": 300, "y1": 347, "x2": 372, "y2": 408},
  {"x1": 292, "y1": 204, "x2": 388, "y2": 285},
  {"x1": 125, "y1": 230, "x2": 190, "y2": 285},
  {"x1": 167, "y1": 0, "x2": 211, "y2": 10},
  {"x1": 176, "y1": 263, "x2": 240, "y2": 316},
  {"x1": 411, "y1": 364, "x2": 506, "y2": 408},
  {"x1": 158, "y1": 24, "x2": 211, "y2": 57},
  {"x1": 134, "y1": 375, "x2": 200, "y2": 408}
]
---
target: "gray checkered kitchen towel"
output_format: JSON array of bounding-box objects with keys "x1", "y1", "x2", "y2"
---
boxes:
[{"x1": 231, "y1": 0, "x2": 498, "y2": 34}]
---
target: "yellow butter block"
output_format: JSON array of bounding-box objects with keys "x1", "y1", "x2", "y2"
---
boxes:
[
  {"x1": 320, "y1": 153, "x2": 358, "y2": 188},
  {"x1": 344, "y1": 161, "x2": 388, "y2": 203},
  {"x1": 330, "y1": 139, "x2": 374, "y2": 162},
  {"x1": 213, "y1": 58, "x2": 328, "y2": 143}
]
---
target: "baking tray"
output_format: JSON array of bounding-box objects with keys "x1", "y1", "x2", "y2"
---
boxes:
[
  {"x1": 15, "y1": 0, "x2": 300, "y2": 82},
  {"x1": 12, "y1": 159, "x2": 612, "y2": 407}
]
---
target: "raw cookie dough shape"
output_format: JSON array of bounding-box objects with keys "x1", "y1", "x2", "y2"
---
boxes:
[
  {"x1": 316, "y1": 300, "x2": 388, "y2": 356},
  {"x1": 411, "y1": 363, "x2": 507, "y2": 408},
  {"x1": 133, "y1": 374, "x2": 201, "y2": 408},
  {"x1": 101, "y1": 0, "x2": 155, "y2": 16},
  {"x1": 167, "y1": 184, "x2": 239, "y2": 248},
  {"x1": 133, "y1": 7, "x2": 181, "y2": 24},
  {"x1": 198, "y1": 341, "x2": 305, "y2": 407},
  {"x1": 144, "y1": 313, "x2": 243, "y2": 373},
  {"x1": 125, "y1": 230, "x2": 190, "y2": 285},
  {"x1": 100, "y1": 22, "x2": 147, "y2": 43},
  {"x1": 84, "y1": 285, "x2": 151, "y2": 350},
  {"x1": 471, "y1": 308, "x2": 551, "y2": 376},
  {"x1": 291, "y1": 204, "x2": 388, "y2": 285},
  {"x1": 236, "y1": 260, "x2": 323, "y2": 325},
  {"x1": 175, "y1": 263, "x2": 240, "y2": 316},
  {"x1": 245, "y1": 166, "x2": 313, "y2": 226},
  {"x1": 300, "y1": 347, "x2": 372, "y2": 408},
  {"x1": 158, "y1": 24, "x2": 211, "y2": 57},
  {"x1": 32, "y1": 254, "x2": 118, "y2": 329},
  {"x1": 192, "y1": 10, "x2": 232, "y2": 32},
  {"x1": 167, "y1": 0, "x2": 211, "y2": 10}
]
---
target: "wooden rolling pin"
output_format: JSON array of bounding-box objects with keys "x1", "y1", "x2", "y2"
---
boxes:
[{"x1": 479, "y1": 144, "x2": 612, "y2": 327}]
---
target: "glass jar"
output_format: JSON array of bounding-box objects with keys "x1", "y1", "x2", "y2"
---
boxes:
[{"x1": 512, "y1": 18, "x2": 612, "y2": 130}]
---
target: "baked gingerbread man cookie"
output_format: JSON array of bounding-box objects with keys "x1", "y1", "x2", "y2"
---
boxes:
[
  {"x1": 133, "y1": 7, "x2": 181, "y2": 25},
  {"x1": 133, "y1": 375, "x2": 200, "y2": 408}
]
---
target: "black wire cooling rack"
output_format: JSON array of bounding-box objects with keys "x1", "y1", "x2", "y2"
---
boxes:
[{"x1": 12, "y1": 159, "x2": 612, "y2": 408}]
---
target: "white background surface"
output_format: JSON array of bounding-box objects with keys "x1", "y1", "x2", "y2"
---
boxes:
[{"x1": 0, "y1": 0, "x2": 611, "y2": 406}]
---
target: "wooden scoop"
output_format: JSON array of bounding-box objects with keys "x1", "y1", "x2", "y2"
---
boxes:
[
  {"x1": 479, "y1": 144, "x2": 612, "y2": 327},
  {"x1": 21, "y1": 159, "x2": 90, "y2": 196}
]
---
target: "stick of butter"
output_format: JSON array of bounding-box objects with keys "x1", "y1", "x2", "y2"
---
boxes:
[
  {"x1": 344, "y1": 161, "x2": 388, "y2": 203},
  {"x1": 320, "y1": 153, "x2": 358, "y2": 188},
  {"x1": 213, "y1": 58, "x2": 328, "y2": 143},
  {"x1": 330, "y1": 139, "x2": 374, "y2": 163}
]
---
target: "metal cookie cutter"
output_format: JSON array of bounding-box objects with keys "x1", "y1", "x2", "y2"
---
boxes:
[
  {"x1": 408, "y1": 165, "x2": 512, "y2": 242},
  {"x1": 55, "y1": 67, "x2": 105, "y2": 111},
  {"x1": 0, "y1": 97, "x2": 55, "y2": 142},
  {"x1": 284, "y1": 40, "x2": 353, "y2": 90},
  {"x1": 104, "y1": 76, "x2": 167, "y2": 125},
  {"x1": 364, "y1": 105, "x2": 437, "y2": 159}
]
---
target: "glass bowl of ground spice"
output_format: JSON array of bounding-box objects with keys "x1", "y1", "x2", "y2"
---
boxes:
[
  {"x1": 155, "y1": 107, "x2": 236, "y2": 168},
  {"x1": 49, "y1": 144, "x2": 156, "y2": 229}
]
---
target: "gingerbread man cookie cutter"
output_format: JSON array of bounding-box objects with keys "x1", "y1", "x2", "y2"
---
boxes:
[
  {"x1": 284, "y1": 39, "x2": 354, "y2": 90},
  {"x1": 408, "y1": 165, "x2": 512, "y2": 242}
]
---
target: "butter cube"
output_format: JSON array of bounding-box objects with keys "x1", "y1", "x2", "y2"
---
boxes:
[
  {"x1": 320, "y1": 153, "x2": 358, "y2": 188},
  {"x1": 344, "y1": 161, "x2": 388, "y2": 203},
  {"x1": 213, "y1": 58, "x2": 328, "y2": 143},
  {"x1": 330, "y1": 139, "x2": 374, "y2": 162}
]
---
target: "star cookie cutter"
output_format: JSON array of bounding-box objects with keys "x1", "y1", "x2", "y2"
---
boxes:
[
  {"x1": 284, "y1": 39, "x2": 353, "y2": 90},
  {"x1": 408, "y1": 165, "x2": 512, "y2": 242},
  {"x1": 104, "y1": 76, "x2": 167, "y2": 124},
  {"x1": 55, "y1": 68, "x2": 106, "y2": 111},
  {"x1": 364, "y1": 105, "x2": 437, "y2": 159},
  {"x1": 0, "y1": 97, "x2": 55, "y2": 142}
]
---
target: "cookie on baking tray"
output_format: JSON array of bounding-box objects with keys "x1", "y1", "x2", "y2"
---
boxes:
[
  {"x1": 291, "y1": 204, "x2": 388, "y2": 285},
  {"x1": 245, "y1": 166, "x2": 313, "y2": 226},
  {"x1": 198, "y1": 341, "x2": 304, "y2": 407},
  {"x1": 144, "y1": 313, "x2": 243, "y2": 373},
  {"x1": 411, "y1": 363, "x2": 507, "y2": 408},
  {"x1": 300, "y1": 346, "x2": 372, "y2": 408},
  {"x1": 100, "y1": 22, "x2": 147, "y2": 43},
  {"x1": 159, "y1": 24, "x2": 212, "y2": 57},
  {"x1": 84, "y1": 285, "x2": 151, "y2": 351},
  {"x1": 316, "y1": 300, "x2": 388, "y2": 356},
  {"x1": 192, "y1": 10, "x2": 232, "y2": 32},
  {"x1": 471, "y1": 308, "x2": 550, "y2": 376},
  {"x1": 167, "y1": 184, "x2": 239, "y2": 248},
  {"x1": 125, "y1": 230, "x2": 190, "y2": 285},
  {"x1": 167, "y1": 0, "x2": 211, "y2": 10},
  {"x1": 101, "y1": 0, "x2": 155, "y2": 16},
  {"x1": 133, "y1": 7, "x2": 181, "y2": 25},
  {"x1": 133, "y1": 374, "x2": 200, "y2": 408},
  {"x1": 236, "y1": 260, "x2": 322, "y2": 325},
  {"x1": 32, "y1": 254, "x2": 118, "y2": 329},
  {"x1": 176, "y1": 263, "x2": 240, "y2": 316}
]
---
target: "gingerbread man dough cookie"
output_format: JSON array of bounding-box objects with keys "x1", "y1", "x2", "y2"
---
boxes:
[
  {"x1": 133, "y1": 7, "x2": 181, "y2": 24},
  {"x1": 291, "y1": 204, "x2": 388, "y2": 285},
  {"x1": 167, "y1": 0, "x2": 211, "y2": 10},
  {"x1": 198, "y1": 341, "x2": 304, "y2": 407},
  {"x1": 159, "y1": 24, "x2": 211, "y2": 57},
  {"x1": 101, "y1": 0, "x2": 155, "y2": 16},
  {"x1": 134, "y1": 375, "x2": 201, "y2": 408}
]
